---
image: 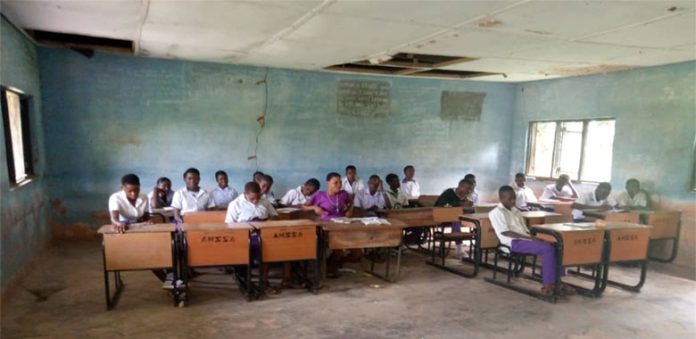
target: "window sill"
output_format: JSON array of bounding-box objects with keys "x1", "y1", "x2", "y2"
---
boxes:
[{"x1": 9, "y1": 176, "x2": 36, "y2": 191}]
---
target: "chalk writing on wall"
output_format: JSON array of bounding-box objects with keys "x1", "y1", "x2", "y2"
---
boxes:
[
  {"x1": 337, "y1": 80, "x2": 391, "y2": 117},
  {"x1": 441, "y1": 91, "x2": 486, "y2": 121}
]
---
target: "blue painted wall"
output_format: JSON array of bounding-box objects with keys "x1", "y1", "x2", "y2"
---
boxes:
[
  {"x1": 38, "y1": 47, "x2": 516, "y2": 232},
  {"x1": 510, "y1": 61, "x2": 696, "y2": 275},
  {"x1": 0, "y1": 16, "x2": 50, "y2": 290}
]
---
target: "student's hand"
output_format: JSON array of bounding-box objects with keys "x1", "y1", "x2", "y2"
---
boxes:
[
  {"x1": 313, "y1": 206, "x2": 328, "y2": 216},
  {"x1": 113, "y1": 222, "x2": 127, "y2": 233},
  {"x1": 598, "y1": 204, "x2": 612, "y2": 211},
  {"x1": 462, "y1": 200, "x2": 474, "y2": 208}
]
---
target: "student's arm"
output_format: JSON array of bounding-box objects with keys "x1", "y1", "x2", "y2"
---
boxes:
[
  {"x1": 109, "y1": 211, "x2": 127, "y2": 233},
  {"x1": 501, "y1": 230, "x2": 534, "y2": 240},
  {"x1": 567, "y1": 181, "x2": 579, "y2": 199},
  {"x1": 205, "y1": 194, "x2": 216, "y2": 211},
  {"x1": 383, "y1": 192, "x2": 393, "y2": 209},
  {"x1": 171, "y1": 191, "x2": 184, "y2": 223},
  {"x1": 150, "y1": 189, "x2": 161, "y2": 209}
]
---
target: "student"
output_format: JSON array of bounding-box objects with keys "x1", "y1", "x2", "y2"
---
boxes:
[
  {"x1": 385, "y1": 173, "x2": 410, "y2": 209},
  {"x1": 259, "y1": 174, "x2": 278, "y2": 206},
  {"x1": 211, "y1": 170, "x2": 239, "y2": 209},
  {"x1": 109, "y1": 173, "x2": 150, "y2": 232},
  {"x1": 489, "y1": 185, "x2": 573, "y2": 296},
  {"x1": 541, "y1": 174, "x2": 578, "y2": 200},
  {"x1": 435, "y1": 179, "x2": 475, "y2": 257},
  {"x1": 353, "y1": 175, "x2": 388, "y2": 215},
  {"x1": 571, "y1": 182, "x2": 616, "y2": 221},
  {"x1": 253, "y1": 171, "x2": 265, "y2": 185},
  {"x1": 342, "y1": 165, "x2": 366, "y2": 196},
  {"x1": 171, "y1": 168, "x2": 216, "y2": 223},
  {"x1": 464, "y1": 173, "x2": 480, "y2": 204},
  {"x1": 401, "y1": 165, "x2": 421, "y2": 199},
  {"x1": 617, "y1": 178, "x2": 650, "y2": 209},
  {"x1": 512, "y1": 173, "x2": 538, "y2": 211},
  {"x1": 280, "y1": 178, "x2": 320, "y2": 207},
  {"x1": 148, "y1": 176, "x2": 174, "y2": 211}
]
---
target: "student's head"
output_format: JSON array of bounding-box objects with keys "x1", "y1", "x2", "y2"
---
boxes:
[
  {"x1": 302, "y1": 178, "x2": 321, "y2": 196},
  {"x1": 595, "y1": 182, "x2": 612, "y2": 201},
  {"x1": 121, "y1": 174, "x2": 141, "y2": 200},
  {"x1": 253, "y1": 171, "x2": 264, "y2": 184},
  {"x1": 326, "y1": 172, "x2": 342, "y2": 194},
  {"x1": 464, "y1": 173, "x2": 477, "y2": 187},
  {"x1": 215, "y1": 170, "x2": 228, "y2": 188},
  {"x1": 556, "y1": 174, "x2": 570, "y2": 188},
  {"x1": 498, "y1": 185, "x2": 516, "y2": 210},
  {"x1": 367, "y1": 175, "x2": 381, "y2": 193},
  {"x1": 345, "y1": 165, "x2": 357, "y2": 181},
  {"x1": 259, "y1": 175, "x2": 273, "y2": 193},
  {"x1": 244, "y1": 181, "x2": 261, "y2": 204},
  {"x1": 626, "y1": 178, "x2": 640, "y2": 196},
  {"x1": 183, "y1": 168, "x2": 200, "y2": 190},
  {"x1": 156, "y1": 177, "x2": 171, "y2": 192},
  {"x1": 514, "y1": 173, "x2": 526, "y2": 188},
  {"x1": 456, "y1": 178, "x2": 474, "y2": 197},
  {"x1": 386, "y1": 173, "x2": 400, "y2": 190},
  {"x1": 403, "y1": 165, "x2": 415, "y2": 180}
]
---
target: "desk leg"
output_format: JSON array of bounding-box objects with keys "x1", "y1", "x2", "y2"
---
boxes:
[{"x1": 102, "y1": 239, "x2": 124, "y2": 311}]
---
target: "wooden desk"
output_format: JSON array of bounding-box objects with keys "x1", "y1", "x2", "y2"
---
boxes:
[
  {"x1": 520, "y1": 211, "x2": 565, "y2": 226},
  {"x1": 639, "y1": 210, "x2": 682, "y2": 263},
  {"x1": 183, "y1": 211, "x2": 226, "y2": 223},
  {"x1": 250, "y1": 219, "x2": 318, "y2": 262},
  {"x1": 376, "y1": 207, "x2": 434, "y2": 227},
  {"x1": 98, "y1": 223, "x2": 179, "y2": 309},
  {"x1": 276, "y1": 208, "x2": 316, "y2": 220},
  {"x1": 473, "y1": 203, "x2": 497, "y2": 213},
  {"x1": 181, "y1": 223, "x2": 252, "y2": 267},
  {"x1": 583, "y1": 209, "x2": 641, "y2": 223},
  {"x1": 536, "y1": 199, "x2": 574, "y2": 215},
  {"x1": 417, "y1": 195, "x2": 439, "y2": 207}
]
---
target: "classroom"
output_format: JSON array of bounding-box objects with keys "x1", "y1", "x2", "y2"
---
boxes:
[{"x1": 1, "y1": 1, "x2": 695, "y2": 338}]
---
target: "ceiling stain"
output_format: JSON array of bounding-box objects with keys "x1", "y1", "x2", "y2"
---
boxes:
[
  {"x1": 477, "y1": 18, "x2": 503, "y2": 28},
  {"x1": 524, "y1": 29, "x2": 552, "y2": 35},
  {"x1": 545, "y1": 64, "x2": 634, "y2": 76}
]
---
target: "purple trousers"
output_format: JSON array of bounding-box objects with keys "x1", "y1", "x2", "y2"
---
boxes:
[{"x1": 511, "y1": 239, "x2": 559, "y2": 285}]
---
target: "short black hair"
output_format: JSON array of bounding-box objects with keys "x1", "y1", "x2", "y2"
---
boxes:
[
  {"x1": 156, "y1": 177, "x2": 171, "y2": 185},
  {"x1": 183, "y1": 168, "x2": 200, "y2": 179},
  {"x1": 515, "y1": 173, "x2": 525, "y2": 179},
  {"x1": 626, "y1": 178, "x2": 640, "y2": 186},
  {"x1": 369, "y1": 174, "x2": 381, "y2": 181},
  {"x1": 458, "y1": 178, "x2": 473, "y2": 187},
  {"x1": 598, "y1": 182, "x2": 612, "y2": 191},
  {"x1": 253, "y1": 171, "x2": 264, "y2": 177},
  {"x1": 326, "y1": 172, "x2": 341, "y2": 181},
  {"x1": 345, "y1": 165, "x2": 356, "y2": 172},
  {"x1": 261, "y1": 174, "x2": 273, "y2": 185},
  {"x1": 305, "y1": 178, "x2": 320, "y2": 190},
  {"x1": 464, "y1": 173, "x2": 476, "y2": 180},
  {"x1": 386, "y1": 173, "x2": 398, "y2": 183},
  {"x1": 498, "y1": 185, "x2": 515, "y2": 196},
  {"x1": 215, "y1": 170, "x2": 227, "y2": 179},
  {"x1": 244, "y1": 181, "x2": 261, "y2": 194},
  {"x1": 403, "y1": 165, "x2": 414, "y2": 172},
  {"x1": 121, "y1": 173, "x2": 140, "y2": 186}
]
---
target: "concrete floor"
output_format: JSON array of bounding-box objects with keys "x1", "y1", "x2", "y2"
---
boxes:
[{"x1": 2, "y1": 241, "x2": 695, "y2": 339}]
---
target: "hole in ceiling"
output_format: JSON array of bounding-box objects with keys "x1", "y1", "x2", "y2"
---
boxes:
[{"x1": 26, "y1": 30, "x2": 134, "y2": 55}]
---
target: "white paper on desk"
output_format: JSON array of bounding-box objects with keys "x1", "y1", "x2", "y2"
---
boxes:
[
  {"x1": 352, "y1": 217, "x2": 391, "y2": 225},
  {"x1": 162, "y1": 206, "x2": 174, "y2": 211},
  {"x1": 277, "y1": 207, "x2": 300, "y2": 213},
  {"x1": 564, "y1": 223, "x2": 595, "y2": 228},
  {"x1": 330, "y1": 217, "x2": 352, "y2": 224}
]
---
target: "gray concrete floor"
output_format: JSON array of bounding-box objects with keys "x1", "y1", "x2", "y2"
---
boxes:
[{"x1": 2, "y1": 240, "x2": 695, "y2": 338}]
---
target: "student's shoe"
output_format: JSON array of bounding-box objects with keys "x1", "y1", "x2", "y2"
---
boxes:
[{"x1": 162, "y1": 273, "x2": 174, "y2": 290}]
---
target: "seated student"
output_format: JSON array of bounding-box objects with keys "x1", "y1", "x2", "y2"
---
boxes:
[
  {"x1": 512, "y1": 173, "x2": 538, "y2": 211},
  {"x1": 109, "y1": 173, "x2": 150, "y2": 232},
  {"x1": 385, "y1": 173, "x2": 410, "y2": 209},
  {"x1": 464, "y1": 173, "x2": 480, "y2": 204},
  {"x1": 304, "y1": 172, "x2": 356, "y2": 277},
  {"x1": 571, "y1": 182, "x2": 616, "y2": 221},
  {"x1": 280, "y1": 178, "x2": 320, "y2": 207},
  {"x1": 259, "y1": 174, "x2": 278, "y2": 206},
  {"x1": 354, "y1": 175, "x2": 388, "y2": 215},
  {"x1": 401, "y1": 165, "x2": 421, "y2": 199},
  {"x1": 541, "y1": 174, "x2": 578, "y2": 200},
  {"x1": 435, "y1": 178, "x2": 475, "y2": 257},
  {"x1": 211, "y1": 170, "x2": 239, "y2": 210},
  {"x1": 617, "y1": 178, "x2": 650, "y2": 209},
  {"x1": 171, "y1": 168, "x2": 216, "y2": 223},
  {"x1": 341, "y1": 165, "x2": 365, "y2": 196},
  {"x1": 489, "y1": 186, "x2": 573, "y2": 296},
  {"x1": 253, "y1": 171, "x2": 265, "y2": 185},
  {"x1": 148, "y1": 176, "x2": 174, "y2": 211}
]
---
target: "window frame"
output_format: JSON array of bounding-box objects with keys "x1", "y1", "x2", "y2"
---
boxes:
[
  {"x1": 525, "y1": 117, "x2": 616, "y2": 183},
  {"x1": 1, "y1": 85, "x2": 35, "y2": 187}
]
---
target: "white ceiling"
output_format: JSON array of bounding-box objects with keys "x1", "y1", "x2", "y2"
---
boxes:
[{"x1": 2, "y1": 0, "x2": 695, "y2": 82}]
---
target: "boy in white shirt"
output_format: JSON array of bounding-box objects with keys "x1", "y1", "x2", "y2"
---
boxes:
[
  {"x1": 259, "y1": 174, "x2": 278, "y2": 206},
  {"x1": 617, "y1": 178, "x2": 650, "y2": 209},
  {"x1": 571, "y1": 182, "x2": 616, "y2": 220},
  {"x1": 171, "y1": 168, "x2": 216, "y2": 222},
  {"x1": 225, "y1": 182, "x2": 278, "y2": 223},
  {"x1": 385, "y1": 173, "x2": 410, "y2": 209},
  {"x1": 280, "y1": 178, "x2": 320, "y2": 207},
  {"x1": 211, "y1": 170, "x2": 239, "y2": 209},
  {"x1": 512, "y1": 173, "x2": 538, "y2": 211},
  {"x1": 342, "y1": 165, "x2": 366, "y2": 196},
  {"x1": 541, "y1": 174, "x2": 578, "y2": 200},
  {"x1": 109, "y1": 173, "x2": 150, "y2": 232},
  {"x1": 489, "y1": 186, "x2": 572, "y2": 296},
  {"x1": 401, "y1": 165, "x2": 421, "y2": 199},
  {"x1": 354, "y1": 175, "x2": 388, "y2": 215}
]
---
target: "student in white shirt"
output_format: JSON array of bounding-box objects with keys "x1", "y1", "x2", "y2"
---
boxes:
[
  {"x1": 259, "y1": 174, "x2": 278, "y2": 206},
  {"x1": 354, "y1": 175, "x2": 388, "y2": 215},
  {"x1": 617, "y1": 178, "x2": 650, "y2": 209},
  {"x1": 512, "y1": 173, "x2": 538, "y2": 211},
  {"x1": 385, "y1": 173, "x2": 410, "y2": 209},
  {"x1": 109, "y1": 173, "x2": 150, "y2": 232},
  {"x1": 464, "y1": 173, "x2": 480, "y2": 204},
  {"x1": 342, "y1": 165, "x2": 366, "y2": 196},
  {"x1": 401, "y1": 165, "x2": 421, "y2": 199},
  {"x1": 281, "y1": 178, "x2": 320, "y2": 207},
  {"x1": 541, "y1": 174, "x2": 578, "y2": 200},
  {"x1": 211, "y1": 170, "x2": 239, "y2": 209},
  {"x1": 171, "y1": 168, "x2": 216, "y2": 222},
  {"x1": 489, "y1": 186, "x2": 573, "y2": 296},
  {"x1": 225, "y1": 182, "x2": 278, "y2": 223},
  {"x1": 148, "y1": 177, "x2": 174, "y2": 212},
  {"x1": 571, "y1": 182, "x2": 616, "y2": 220}
]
